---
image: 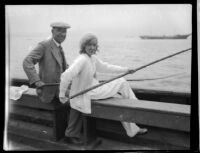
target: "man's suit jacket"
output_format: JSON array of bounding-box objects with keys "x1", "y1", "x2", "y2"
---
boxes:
[{"x1": 23, "y1": 38, "x2": 68, "y2": 103}]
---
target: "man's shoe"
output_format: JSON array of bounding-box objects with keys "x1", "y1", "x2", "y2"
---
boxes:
[
  {"x1": 137, "y1": 128, "x2": 148, "y2": 135},
  {"x1": 63, "y1": 137, "x2": 84, "y2": 145}
]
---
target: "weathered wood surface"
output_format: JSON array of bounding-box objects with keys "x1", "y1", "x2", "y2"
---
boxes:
[
  {"x1": 9, "y1": 105, "x2": 54, "y2": 122},
  {"x1": 8, "y1": 86, "x2": 190, "y2": 150},
  {"x1": 6, "y1": 140, "x2": 39, "y2": 150},
  {"x1": 9, "y1": 87, "x2": 190, "y2": 132},
  {"x1": 9, "y1": 87, "x2": 190, "y2": 115},
  {"x1": 133, "y1": 88, "x2": 190, "y2": 104},
  {"x1": 11, "y1": 78, "x2": 191, "y2": 104},
  {"x1": 88, "y1": 98, "x2": 190, "y2": 132},
  {"x1": 8, "y1": 119, "x2": 54, "y2": 140},
  {"x1": 95, "y1": 118, "x2": 190, "y2": 149},
  {"x1": 10, "y1": 96, "x2": 55, "y2": 111},
  {"x1": 7, "y1": 132, "x2": 157, "y2": 150},
  {"x1": 9, "y1": 87, "x2": 69, "y2": 141},
  {"x1": 7, "y1": 129, "x2": 85, "y2": 150},
  {"x1": 93, "y1": 98, "x2": 190, "y2": 114}
]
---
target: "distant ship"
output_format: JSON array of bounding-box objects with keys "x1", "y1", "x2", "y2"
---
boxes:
[{"x1": 140, "y1": 34, "x2": 191, "y2": 39}]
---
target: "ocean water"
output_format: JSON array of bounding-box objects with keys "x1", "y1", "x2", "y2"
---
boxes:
[{"x1": 8, "y1": 34, "x2": 191, "y2": 93}]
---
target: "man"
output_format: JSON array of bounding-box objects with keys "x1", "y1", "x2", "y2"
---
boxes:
[
  {"x1": 23, "y1": 22, "x2": 83, "y2": 145},
  {"x1": 23, "y1": 22, "x2": 70, "y2": 103}
]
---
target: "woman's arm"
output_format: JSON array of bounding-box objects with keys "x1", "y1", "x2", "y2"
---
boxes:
[{"x1": 95, "y1": 55, "x2": 129, "y2": 74}]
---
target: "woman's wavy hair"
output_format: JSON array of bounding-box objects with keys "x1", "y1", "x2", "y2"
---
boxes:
[{"x1": 79, "y1": 33, "x2": 99, "y2": 54}]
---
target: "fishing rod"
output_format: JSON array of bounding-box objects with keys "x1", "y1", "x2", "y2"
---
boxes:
[
  {"x1": 37, "y1": 72, "x2": 185, "y2": 87},
  {"x1": 101, "y1": 72, "x2": 185, "y2": 82},
  {"x1": 38, "y1": 48, "x2": 191, "y2": 102},
  {"x1": 62, "y1": 48, "x2": 191, "y2": 102}
]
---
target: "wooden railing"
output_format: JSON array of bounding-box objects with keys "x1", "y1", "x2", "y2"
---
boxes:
[
  {"x1": 10, "y1": 78, "x2": 191, "y2": 105},
  {"x1": 83, "y1": 98, "x2": 190, "y2": 149},
  {"x1": 7, "y1": 86, "x2": 190, "y2": 150}
]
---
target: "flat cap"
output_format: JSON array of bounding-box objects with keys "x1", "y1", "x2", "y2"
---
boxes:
[{"x1": 50, "y1": 22, "x2": 71, "y2": 29}]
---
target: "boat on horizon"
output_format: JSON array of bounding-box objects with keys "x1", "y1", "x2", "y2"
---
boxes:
[{"x1": 140, "y1": 34, "x2": 191, "y2": 39}]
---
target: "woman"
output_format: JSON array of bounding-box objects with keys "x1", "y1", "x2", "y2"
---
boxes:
[{"x1": 59, "y1": 33, "x2": 147, "y2": 139}]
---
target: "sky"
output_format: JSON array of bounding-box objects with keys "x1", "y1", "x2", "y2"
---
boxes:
[{"x1": 6, "y1": 4, "x2": 192, "y2": 37}]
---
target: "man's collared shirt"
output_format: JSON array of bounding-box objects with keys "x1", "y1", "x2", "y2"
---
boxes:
[{"x1": 53, "y1": 38, "x2": 60, "y2": 47}]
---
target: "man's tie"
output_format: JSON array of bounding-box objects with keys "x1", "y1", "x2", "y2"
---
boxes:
[{"x1": 58, "y1": 45, "x2": 67, "y2": 71}]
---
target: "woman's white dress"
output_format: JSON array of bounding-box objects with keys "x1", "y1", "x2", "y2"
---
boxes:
[{"x1": 60, "y1": 54, "x2": 141, "y2": 137}]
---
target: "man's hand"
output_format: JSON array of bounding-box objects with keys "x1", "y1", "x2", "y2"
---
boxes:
[
  {"x1": 35, "y1": 81, "x2": 45, "y2": 96},
  {"x1": 35, "y1": 81, "x2": 45, "y2": 88}
]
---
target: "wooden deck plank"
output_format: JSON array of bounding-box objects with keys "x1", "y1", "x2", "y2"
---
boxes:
[
  {"x1": 7, "y1": 119, "x2": 54, "y2": 140},
  {"x1": 92, "y1": 98, "x2": 190, "y2": 115},
  {"x1": 9, "y1": 105, "x2": 54, "y2": 122},
  {"x1": 10, "y1": 98, "x2": 55, "y2": 111},
  {"x1": 94, "y1": 137, "x2": 156, "y2": 150},
  {"x1": 6, "y1": 140, "x2": 39, "y2": 150},
  {"x1": 95, "y1": 119, "x2": 190, "y2": 148},
  {"x1": 8, "y1": 85, "x2": 190, "y2": 150},
  {"x1": 89, "y1": 98, "x2": 190, "y2": 132},
  {"x1": 10, "y1": 84, "x2": 191, "y2": 105},
  {"x1": 89, "y1": 106, "x2": 190, "y2": 132},
  {"x1": 7, "y1": 132, "x2": 82, "y2": 150},
  {"x1": 7, "y1": 131, "x2": 158, "y2": 150},
  {"x1": 11, "y1": 87, "x2": 190, "y2": 115}
]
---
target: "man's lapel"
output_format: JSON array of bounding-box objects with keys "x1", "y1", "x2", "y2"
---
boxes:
[{"x1": 50, "y1": 38, "x2": 62, "y2": 68}]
